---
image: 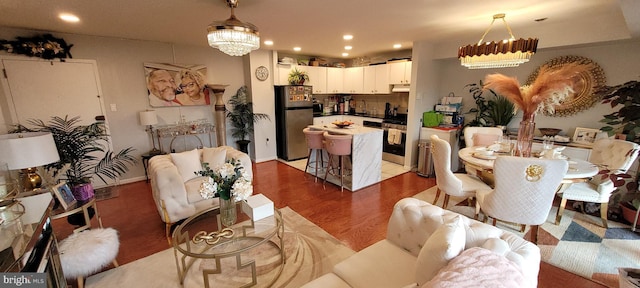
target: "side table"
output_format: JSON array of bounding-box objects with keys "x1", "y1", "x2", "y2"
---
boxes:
[{"x1": 51, "y1": 197, "x2": 103, "y2": 233}]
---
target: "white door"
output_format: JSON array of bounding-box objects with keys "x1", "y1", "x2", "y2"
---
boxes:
[{"x1": 1, "y1": 58, "x2": 105, "y2": 126}]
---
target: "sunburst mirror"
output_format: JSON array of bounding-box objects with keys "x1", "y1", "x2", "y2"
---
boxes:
[{"x1": 525, "y1": 55, "x2": 606, "y2": 117}]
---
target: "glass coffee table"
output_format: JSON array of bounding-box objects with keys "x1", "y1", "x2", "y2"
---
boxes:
[{"x1": 172, "y1": 203, "x2": 284, "y2": 288}]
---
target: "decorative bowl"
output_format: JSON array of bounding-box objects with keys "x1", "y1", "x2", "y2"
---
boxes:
[
  {"x1": 538, "y1": 128, "x2": 562, "y2": 136},
  {"x1": 332, "y1": 121, "x2": 353, "y2": 128}
]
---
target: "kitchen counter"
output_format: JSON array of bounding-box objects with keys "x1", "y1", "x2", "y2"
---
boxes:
[{"x1": 308, "y1": 124, "x2": 383, "y2": 191}]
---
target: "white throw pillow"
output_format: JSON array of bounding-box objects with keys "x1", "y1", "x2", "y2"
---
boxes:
[
  {"x1": 170, "y1": 149, "x2": 201, "y2": 182},
  {"x1": 415, "y1": 215, "x2": 466, "y2": 286},
  {"x1": 202, "y1": 147, "x2": 227, "y2": 168}
]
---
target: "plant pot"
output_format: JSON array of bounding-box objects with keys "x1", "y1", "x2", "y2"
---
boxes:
[
  {"x1": 236, "y1": 140, "x2": 250, "y2": 154},
  {"x1": 71, "y1": 183, "x2": 95, "y2": 201},
  {"x1": 620, "y1": 202, "x2": 640, "y2": 228}
]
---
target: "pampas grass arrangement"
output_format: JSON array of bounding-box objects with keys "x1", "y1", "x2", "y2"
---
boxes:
[{"x1": 483, "y1": 62, "x2": 593, "y2": 120}]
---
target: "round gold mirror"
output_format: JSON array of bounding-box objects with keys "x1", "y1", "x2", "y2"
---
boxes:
[{"x1": 525, "y1": 55, "x2": 606, "y2": 117}]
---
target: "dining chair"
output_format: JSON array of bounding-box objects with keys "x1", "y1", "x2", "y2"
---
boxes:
[
  {"x1": 475, "y1": 156, "x2": 568, "y2": 244},
  {"x1": 555, "y1": 138, "x2": 640, "y2": 228},
  {"x1": 430, "y1": 135, "x2": 491, "y2": 209},
  {"x1": 463, "y1": 126, "x2": 503, "y2": 148}
]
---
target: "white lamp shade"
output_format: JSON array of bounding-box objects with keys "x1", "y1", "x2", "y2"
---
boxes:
[
  {"x1": 139, "y1": 110, "x2": 158, "y2": 126},
  {"x1": 0, "y1": 132, "x2": 60, "y2": 170}
]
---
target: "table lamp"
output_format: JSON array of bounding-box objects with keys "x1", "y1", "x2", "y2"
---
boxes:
[
  {"x1": 0, "y1": 132, "x2": 60, "y2": 191},
  {"x1": 140, "y1": 110, "x2": 161, "y2": 155}
]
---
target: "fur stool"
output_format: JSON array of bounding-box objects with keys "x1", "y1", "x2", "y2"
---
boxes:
[{"x1": 59, "y1": 228, "x2": 120, "y2": 288}]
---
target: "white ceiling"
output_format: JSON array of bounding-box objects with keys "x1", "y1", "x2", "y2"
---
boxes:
[{"x1": 1, "y1": 0, "x2": 639, "y2": 59}]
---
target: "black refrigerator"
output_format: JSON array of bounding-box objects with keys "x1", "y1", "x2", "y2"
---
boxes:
[{"x1": 275, "y1": 85, "x2": 314, "y2": 161}]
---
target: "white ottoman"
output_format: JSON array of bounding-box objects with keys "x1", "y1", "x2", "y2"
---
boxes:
[{"x1": 59, "y1": 228, "x2": 120, "y2": 288}]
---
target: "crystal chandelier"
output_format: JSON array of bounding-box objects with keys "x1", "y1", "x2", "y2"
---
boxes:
[
  {"x1": 207, "y1": 0, "x2": 260, "y2": 56},
  {"x1": 458, "y1": 14, "x2": 538, "y2": 69}
]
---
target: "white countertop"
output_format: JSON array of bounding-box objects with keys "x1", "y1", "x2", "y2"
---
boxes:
[{"x1": 308, "y1": 125, "x2": 382, "y2": 135}]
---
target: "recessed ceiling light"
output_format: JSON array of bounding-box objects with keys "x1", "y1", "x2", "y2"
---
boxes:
[
  {"x1": 343, "y1": 35, "x2": 353, "y2": 40},
  {"x1": 393, "y1": 44, "x2": 402, "y2": 49},
  {"x1": 293, "y1": 47, "x2": 301, "y2": 51},
  {"x1": 59, "y1": 13, "x2": 80, "y2": 23},
  {"x1": 344, "y1": 46, "x2": 352, "y2": 50},
  {"x1": 264, "y1": 40, "x2": 273, "y2": 45},
  {"x1": 342, "y1": 53, "x2": 349, "y2": 57}
]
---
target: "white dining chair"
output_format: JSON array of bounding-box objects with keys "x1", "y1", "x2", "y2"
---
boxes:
[
  {"x1": 463, "y1": 126, "x2": 503, "y2": 148},
  {"x1": 430, "y1": 134, "x2": 491, "y2": 209},
  {"x1": 475, "y1": 156, "x2": 568, "y2": 244},
  {"x1": 555, "y1": 138, "x2": 640, "y2": 228}
]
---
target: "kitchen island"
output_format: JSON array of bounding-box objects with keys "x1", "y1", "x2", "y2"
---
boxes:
[{"x1": 307, "y1": 124, "x2": 383, "y2": 191}]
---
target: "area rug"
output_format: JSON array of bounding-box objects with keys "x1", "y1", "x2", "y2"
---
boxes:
[
  {"x1": 85, "y1": 207, "x2": 354, "y2": 288},
  {"x1": 414, "y1": 186, "x2": 640, "y2": 287}
]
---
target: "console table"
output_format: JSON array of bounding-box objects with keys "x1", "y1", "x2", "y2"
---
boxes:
[{"x1": 156, "y1": 122, "x2": 216, "y2": 153}]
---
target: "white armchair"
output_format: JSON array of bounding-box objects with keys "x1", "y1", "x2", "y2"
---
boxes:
[
  {"x1": 463, "y1": 126, "x2": 503, "y2": 148},
  {"x1": 555, "y1": 138, "x2": 640, "y2": 228},
  {"x1": 431, "y1": 135, "x2": 491, "y2": 209},
  {"x1": 475, "y1": 156, "x2": 568, "y2": 244},
  {"x1": 148, "y1": 146, "x2": 252, "y2": 241}
]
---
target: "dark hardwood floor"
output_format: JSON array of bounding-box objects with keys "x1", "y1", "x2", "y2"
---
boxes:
[{"x1": 51, "y1": 160, "x2": 607, "y2": 288}]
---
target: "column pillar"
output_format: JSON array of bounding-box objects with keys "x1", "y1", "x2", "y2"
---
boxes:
[{"x1": 208, "y1": 84, "x2": 228, "y2": 147}]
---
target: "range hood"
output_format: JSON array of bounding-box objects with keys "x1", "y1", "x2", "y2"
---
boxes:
[{"x1": 391, "y1": 84, "x2": 410, "y2": 92}]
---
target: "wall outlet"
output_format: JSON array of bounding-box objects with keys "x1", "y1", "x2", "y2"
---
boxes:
[{"x1": 110, "y1": 104, "x2": 117, "y2": 111}]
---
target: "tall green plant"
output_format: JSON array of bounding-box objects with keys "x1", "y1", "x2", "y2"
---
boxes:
[
  {"x1": 464, "y1": 81, "x2": 515, "y2": 127},
  {"x1": 600, "y1": 80, "x2": 640, "y2": 142},
  {"x1": 226, "y1": 86, "x2": 270, "y2": 141},
  {"x1": 11, "y1": 116, "x2": 136, "y2": 186}
]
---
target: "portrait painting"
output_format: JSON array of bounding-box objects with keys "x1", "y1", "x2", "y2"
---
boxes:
[
  {"x1": 52, "y1": 182, "x2": 77, "y2": 210},
  {"x1": 143, "y1": 63, "x2": 209, "y2": 107}
]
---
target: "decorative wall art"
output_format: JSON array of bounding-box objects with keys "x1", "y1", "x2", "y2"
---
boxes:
[
  {"x1": 0, "y1": 34, "x2": 73, "y2": 60},
  {"x1": 143, "y1": 63, "x2": 209, "y2": 107},
  {"x1": 525, "y1": 55, "x2": 606, "y2": 117}
]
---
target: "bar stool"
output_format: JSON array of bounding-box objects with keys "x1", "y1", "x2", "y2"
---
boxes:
[
  {"x1": 303, "y1": 127, "x2": 328, "y2": 181},
  {"x1": 323, "y1": 131, "x2": 353, "y2": 192}
]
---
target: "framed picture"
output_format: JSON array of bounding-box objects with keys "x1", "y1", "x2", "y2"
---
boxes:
[
  {"x1": 52, "y1": 182, "x2": 77, "y2": 210},
  {"x1": 572, "y1": 127, "x2": 600, "y2": 145},
  {"x1": 143, "y1": 63, "x2": 209, "y2": 107}
]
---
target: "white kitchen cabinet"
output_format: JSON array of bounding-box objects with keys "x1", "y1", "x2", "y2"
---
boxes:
[
  {"x1": 364, "y1": 65, "x2": 390, "y2": 94},
  {"x1": 326, "y1": 67, "x2": 344, "y2": 93},
  {"x1": 275, "y1": 64, "x2": 293, "y2": 85},
  {"x1": 343, "y1": 67, "x2": 364, "y2": 94},
  {"x1": 388, "y1": 61, "x2": 412, "y2": 85},
  {"x1": 420, "y1": 127, "x2": 460, "y2": 172},
  {"x1": 301, "y1": 66, "x2": 327, "y2": 94}
]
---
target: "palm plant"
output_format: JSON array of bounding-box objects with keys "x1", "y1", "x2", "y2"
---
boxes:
[
  {"x1": 226, "y1": 86, "x2": 269, "y2": 152},
  {"x1": 11, "y1": 115, "x2": 136, "y2": 186}
]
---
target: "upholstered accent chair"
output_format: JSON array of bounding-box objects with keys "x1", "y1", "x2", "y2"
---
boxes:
[
  {"x1": 475, "y1": 156, "x2": 568, "y2": 244},
  {"x1": 555, "y1": 138, "x2": 640, "y2": 228},
  {"x1": 430, "y1": 135, "x2": 491, "y2": 209}
]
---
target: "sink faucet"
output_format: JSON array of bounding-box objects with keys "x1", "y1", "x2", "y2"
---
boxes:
[{"x1": 362, "y1": 100, "x2": 367, "y2": 114}]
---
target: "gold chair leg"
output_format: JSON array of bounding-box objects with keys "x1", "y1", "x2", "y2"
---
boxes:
[
  {"x1": 78, "y1": 277, "x2": 84, "y2": 288},
  {"x1": 304, "y1": 149, "x2": 312, "y2": 173},
  {"x1": 112, "y1": 259, "x2": 119, "y2": 267},
  {"x1": 433, "y1": 188, "x2": 441, "y2": 206},
  {"x1": 555, "y1": 197, "x2": 568, "y2": 225},
  {"x1": 530, "y1": 225, "x2": 539, "y2": 244},
  {"x1": 600, "y1": 203, "x2": 609, "y2": 228},
  {"x1": 166, "y1": 223, "x2": 172, "y2": 245},
  {"x1": 442, "y1": 194, "x2": 450, "y2": 209}
]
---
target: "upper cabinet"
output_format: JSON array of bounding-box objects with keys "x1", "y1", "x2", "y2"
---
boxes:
[
  {"x1": 275, "y1": 64, "x2": 292, "y2": 85},
  {"x1": 326, "y1": 67, "x2": 344, "y2": 94},
  {"x1": 301, "y1": 66, "x2": 327, "y2": 94},
  {"x1": 363, "y1": 65, "x2": 390, "y2": 94},
  {"x1": 388, "y1": 61, "x2": 412, "y2": 85},
  {"x1": 343, "y1": 67, "x2": 364, "y2": 94}
]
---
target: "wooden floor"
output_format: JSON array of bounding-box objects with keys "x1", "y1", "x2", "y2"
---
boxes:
[{"x1": 51, "y1": 160, "x2": 607, "y2": 288}]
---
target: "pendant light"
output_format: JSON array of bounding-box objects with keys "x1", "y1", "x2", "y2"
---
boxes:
[{"x1": 207, "y1": 0, "x2": 260, "y2": 56}]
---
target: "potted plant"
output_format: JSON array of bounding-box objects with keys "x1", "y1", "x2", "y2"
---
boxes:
[
  {"x1": 464, "y1": 81, "x2": 515, "y2": 128},
  {"x1": 11, "y1": 115, "x2": 136, "y2": 200},
  {"x1": 288, "y1": 67, "x2": 309, "y2": 85},
  {"x1": 226, "y1": 86, "x2": 270, "y2": 153}
]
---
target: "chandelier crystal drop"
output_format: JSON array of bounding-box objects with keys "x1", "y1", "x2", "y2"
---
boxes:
[
  {"x1": 207, "y1": 0, "x2": 260, "y2": 56},
  {"x1": 458, "y1": 14, "x2": 538, "y2": 69}
]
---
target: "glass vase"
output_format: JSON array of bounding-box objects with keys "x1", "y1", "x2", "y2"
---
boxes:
[
  {"x1": 515, "y1": 117, "x2": 536, "y2": 157},
  {"x1": 219, "y1": 197, "x2": 237, "y2": 227}
]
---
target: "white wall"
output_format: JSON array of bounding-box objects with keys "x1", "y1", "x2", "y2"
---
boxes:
[{"x1": 0, "y1": 27, "x2": 248, "y2": 183}]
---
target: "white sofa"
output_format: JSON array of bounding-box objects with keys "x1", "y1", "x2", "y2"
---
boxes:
[
  {"x1": 148, "y1": 146, "x2": 252, "y2": 240},
  {"x1": 303, "y1": 198, "x2": 540, "y2": 288}
]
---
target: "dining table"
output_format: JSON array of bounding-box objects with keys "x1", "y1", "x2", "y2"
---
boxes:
[{"x1": 458, "y1": 146, "x2": 599, "y2": 185}]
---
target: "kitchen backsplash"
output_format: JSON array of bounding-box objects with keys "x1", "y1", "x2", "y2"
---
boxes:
[{"x1": 313, "y1": 93, "x2": 409, "y2": 115}]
